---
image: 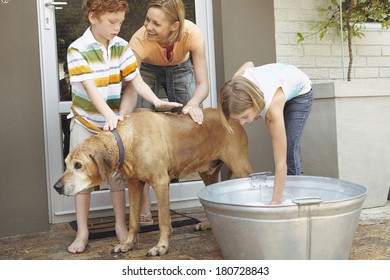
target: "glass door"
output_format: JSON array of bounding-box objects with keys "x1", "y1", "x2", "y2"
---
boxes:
[{"x1": 38, "y1": 0, "x2": 216, "y2": 224}]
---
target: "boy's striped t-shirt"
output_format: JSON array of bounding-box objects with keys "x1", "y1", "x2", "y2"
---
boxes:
[{"x1": 67, "y1": 27, "x2": 138, "y2": 132}]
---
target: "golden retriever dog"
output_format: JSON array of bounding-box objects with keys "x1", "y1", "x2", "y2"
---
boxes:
[{"x1": 53, "y1": 108, "x2": 252, "y2": 256}]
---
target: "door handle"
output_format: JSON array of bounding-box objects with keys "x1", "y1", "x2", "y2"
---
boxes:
[
  {"x1": 43, "y1": 1, "x2": 67, "y2": 30},
  {"x1": 45, "y1": 1, "x2": 67, "y2": 9}
]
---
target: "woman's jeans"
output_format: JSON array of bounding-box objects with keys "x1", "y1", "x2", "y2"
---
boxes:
[
  {"x1": 283, "y1": 89, "x2": 313, "y2": 175},
  {"x1": 136, "y1": 59, "x2": 196, "y2": 113}
]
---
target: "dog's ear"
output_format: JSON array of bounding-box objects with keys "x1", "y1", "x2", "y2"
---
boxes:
[{"x1": 89, "y1": 149, "x2": 113, "y2": 181}]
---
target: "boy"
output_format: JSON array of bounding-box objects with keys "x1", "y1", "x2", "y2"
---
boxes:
[{"x1": 66, "y1": 0, "x2": 182, "y2": 253}]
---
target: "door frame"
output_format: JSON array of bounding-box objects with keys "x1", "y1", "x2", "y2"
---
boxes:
[{"x1": 37, "y1": 0, "x2": 217, "y2": 224}]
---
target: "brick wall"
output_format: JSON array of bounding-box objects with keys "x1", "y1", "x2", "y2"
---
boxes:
[{"x1": 273, "y1": 0, "x2": 390, "y2": 82}]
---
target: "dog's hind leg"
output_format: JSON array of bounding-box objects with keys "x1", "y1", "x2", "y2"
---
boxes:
[
  {"x1": 194, "y1": 164, "x2": 224, "y2": 232},
  {"x1": 195, "y1": 159, "x2": 252, "y2": 232},
  {"x1": 113, "y1": 179, "x2": 144, "y2": 253},
  {"x1": 198, "y1": 161, "x2": 223, "y2": 186}
]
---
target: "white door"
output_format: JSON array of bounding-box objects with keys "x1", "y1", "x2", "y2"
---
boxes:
[{"x1": 38, "y1": 0, "x2": 216, "y2": 224}]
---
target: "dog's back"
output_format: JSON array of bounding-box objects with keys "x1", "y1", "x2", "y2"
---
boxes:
[{"x1": 117, "y1": 108, "x2": 251, "y2": 180}]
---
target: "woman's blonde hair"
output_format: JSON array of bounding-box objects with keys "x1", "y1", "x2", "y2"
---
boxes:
[
  {"x1": 218, "y1": 76, "x2": 265, "y2": 133},
  {"x1": 147, "y1": 0, "x2": 185, "y2": 42},
  {"x1": 82, "y1": 0, "x2": 129, "y2": 22}
]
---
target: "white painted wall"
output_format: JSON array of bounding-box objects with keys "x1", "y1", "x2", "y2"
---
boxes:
[
  {"x1": 273, "y1": 0, "x2": 390, "y2": 82},
  {"x1": 301, "y1": 81, "x2": 390, "y2": 208}
]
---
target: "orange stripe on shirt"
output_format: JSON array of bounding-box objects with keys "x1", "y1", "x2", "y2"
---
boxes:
[
  {"x1": 122, "y1": 62, "x2": 138, "y2": 78},
  {"x1": 69, "y1": 65, "x2": 92, "y2": 76}
]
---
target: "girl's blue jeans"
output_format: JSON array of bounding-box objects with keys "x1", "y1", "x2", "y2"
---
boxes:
[{"x1": 283, "y1": 89, "x2": 313, "y2": 175}]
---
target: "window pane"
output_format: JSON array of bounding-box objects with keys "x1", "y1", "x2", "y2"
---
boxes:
[{"x1": 55, "y1": 0, "x2": 195, "y2": 67}]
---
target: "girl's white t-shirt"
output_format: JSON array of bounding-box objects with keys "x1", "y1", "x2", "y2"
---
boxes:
[{"x1": 243, "y1": 63, "x2": 311, "y2": 117}]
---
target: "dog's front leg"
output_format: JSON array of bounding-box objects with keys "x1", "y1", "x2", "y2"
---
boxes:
[
  {"x1": 147, "y1": 181, "x2": 172, "y2": 256},
  {"x1": 113, "y1": 180, "x2": 143, "y2": 253}
]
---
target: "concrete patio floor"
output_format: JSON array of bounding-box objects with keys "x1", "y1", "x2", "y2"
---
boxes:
[{"x1": 0, "y1": 203, "x2": 389, "y2": 260}]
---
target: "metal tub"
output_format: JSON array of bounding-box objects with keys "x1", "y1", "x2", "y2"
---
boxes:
[{"x1": 198, "y1": 174, "x2": 367, "y2": 260}]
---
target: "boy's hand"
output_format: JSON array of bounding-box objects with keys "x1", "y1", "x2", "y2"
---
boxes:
[
  {"x1": 103, "y1": 114, "x2": 123, "y2": 131},
  {"x1": 154, "y1": 100, "x2": 183, "y2": 110}
]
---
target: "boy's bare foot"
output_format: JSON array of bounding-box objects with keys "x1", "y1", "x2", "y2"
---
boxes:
[{"x1": 68, "y1": 233, "x2": 88, "y2": 254}]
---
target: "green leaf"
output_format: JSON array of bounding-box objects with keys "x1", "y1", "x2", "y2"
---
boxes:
[{"x1": 296, "y1": 33, "x2": 304, "y2": 43}]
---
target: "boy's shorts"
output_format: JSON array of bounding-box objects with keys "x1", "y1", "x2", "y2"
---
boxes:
[{"x1": 69, "y1": 118, "x2": 127, "y2": 194}]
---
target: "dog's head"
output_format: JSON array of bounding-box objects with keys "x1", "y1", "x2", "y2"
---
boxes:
[{"x1": 53, "y1": 137, "x2": 115, "y2": 196}]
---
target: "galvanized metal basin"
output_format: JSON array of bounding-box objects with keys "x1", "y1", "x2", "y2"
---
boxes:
[{"x1": 198, "y1": 174, "x2": 367, "y2": 260}]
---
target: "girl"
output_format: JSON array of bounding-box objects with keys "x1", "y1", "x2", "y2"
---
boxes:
[{"x1": 218, "y1": 61, "x2": 313, "y2": 204}]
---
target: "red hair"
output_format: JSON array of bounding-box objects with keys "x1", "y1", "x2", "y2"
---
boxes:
[{"x1": 82, "y1": 0, "x2": 129, "y2": 22}]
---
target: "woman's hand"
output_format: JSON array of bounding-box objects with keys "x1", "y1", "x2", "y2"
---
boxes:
[{"x1": 182, "y1": 104, "x2": 203, "y2": 124}]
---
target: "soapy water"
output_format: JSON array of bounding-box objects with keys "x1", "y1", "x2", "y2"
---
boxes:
[
  {"x1": 214, "y1": 178, "x2": 347, "y2": 206},
  {"x1": 244, "y1": 198, "x2": 294, "y2": 206},
  {"x1": 243, "y1": 186, "x2": 295, "y2": 206},
  {"x1": 215, "y1": 185, "x2": 280, "y2": 206},
  {"x1": 215, "y1": 184, "x2": 294, "y2": 206},
  {"x1": 249, "y1": 174, "x2": 291, "y2": 205}
]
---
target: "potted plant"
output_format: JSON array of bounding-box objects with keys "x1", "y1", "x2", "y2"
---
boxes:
[
  {"x1": 297, "y1": 0, "x2": 390, "y2": 208},
  {"x1": 297, "y1": 0, "x2": 390, "y2": 81}
]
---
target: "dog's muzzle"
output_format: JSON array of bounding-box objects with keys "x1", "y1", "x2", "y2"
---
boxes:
[{"x1": 53, "y1": 181, "x2": 65, "y2": 195}]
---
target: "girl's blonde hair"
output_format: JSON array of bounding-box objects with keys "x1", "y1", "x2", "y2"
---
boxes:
[
  {"x1": 82, "y1": 0, "x2": 129, "y2": 22},
  {"x1": 147, "y1": 0, "x2": 185, "y2": 42},
  {"x1": 218, "y1": 76, "x2": 265, "y2": 133}
]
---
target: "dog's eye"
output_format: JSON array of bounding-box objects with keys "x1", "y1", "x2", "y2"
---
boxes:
[{"x1": 74, "y1": 162, "x2": 82, "y2": 170}]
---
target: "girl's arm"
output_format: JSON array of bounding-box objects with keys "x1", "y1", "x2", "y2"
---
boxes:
[
  {"x1": 233, "y1": 61, "x2": 255, "y2": 78},
  {"x1": 182, "y1": 42, "x2": 209, "y2": 124},
  {"x1": 264, "y1": 88, "x2": 288, "y2": 204}
]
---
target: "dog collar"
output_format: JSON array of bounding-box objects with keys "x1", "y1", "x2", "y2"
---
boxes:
[{"x1": 111, "y1": 129, "x2": 125, "y2": 169}]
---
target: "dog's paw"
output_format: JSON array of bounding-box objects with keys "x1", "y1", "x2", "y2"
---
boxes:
[
  {"x1": 194, "y1": 221, "x2": 210, "y2": 231},
  {"x1": 146, "y1": 245, "x2": 169, "y2": 256},
  {"x1": 113, "y1": 242, "x2": 134, "y2": 253}
]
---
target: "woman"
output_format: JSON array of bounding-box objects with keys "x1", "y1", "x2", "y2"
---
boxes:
[
  {"x1": 129, "y1": 0, "x2": 209, "y2": 223},
  {"x1": 218, "y1": 61, "x2": 313, "y2": 204}
]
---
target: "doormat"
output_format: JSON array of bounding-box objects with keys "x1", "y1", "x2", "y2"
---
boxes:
[{"x1": 69, "y1": 210, "x2": 200, "y2": 239}]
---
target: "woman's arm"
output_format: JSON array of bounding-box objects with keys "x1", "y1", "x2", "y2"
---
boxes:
[
  {"x1": 265, "y1": 88, "x2": 288, "y2": 204},
  {"x1": 182, "y1": 42, "x2": 209, "y2": 124}
]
